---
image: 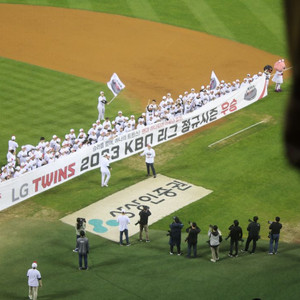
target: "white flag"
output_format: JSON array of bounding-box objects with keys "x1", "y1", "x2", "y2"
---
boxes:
[
  {"x1": 210, "y1": 70, "x2": 220, "y2": 90},
  {"x1": 107, "y1": 73, "x2": 125, "y2": 96}
]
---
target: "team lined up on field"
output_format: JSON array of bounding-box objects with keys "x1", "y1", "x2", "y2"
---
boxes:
[{"x1": 0, "y1": 69, "x2": 275, "y2": 182}]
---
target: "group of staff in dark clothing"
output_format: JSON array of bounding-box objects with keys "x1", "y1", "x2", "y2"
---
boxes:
[{"x1": 168, "y1": 215, "x2": 283, "y2": 262}]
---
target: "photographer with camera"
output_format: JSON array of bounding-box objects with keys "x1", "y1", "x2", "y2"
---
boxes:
[
  {"x1": 242, "y1": 216, "x2": 260, "y2": 254},
  {"x1": 73, "y1": 217, "x2": 86, "y2": 252},
  {"x1": 185, "y1": 222, "x2": 201, "y2": 258},
  {"x1": 227, "y1": 220, "x2": 243, "y2": 257},
  {"x1": 268, "y1": 216, "x2": 282, "y2": 255},
  {"x1": 208, "y1": 225, "x2": 222, "y2": 262},
  {"x1": 169, "y1": 216, "x2": 184, "y2": 255},
  {"x1": 138, "y1": 206, "x2": 151, "y2": 242}
]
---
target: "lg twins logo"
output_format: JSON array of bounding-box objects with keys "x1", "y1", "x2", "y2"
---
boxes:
[{"x1": 244, "y1": 85, "x2": 257, "y2": 101}]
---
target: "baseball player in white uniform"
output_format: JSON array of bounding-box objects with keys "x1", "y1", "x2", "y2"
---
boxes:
[
  {"x1": 97, "y1": 91, "x2": 107, "y2": 120},
  {"x1": 100, "y1": 154, "x2": 111, "y2": 187},
  {"x1": 8, "y1": 135, "x2": 18, "y2": 152},
  {"x1": 140, "y1": 144, "x2": 156, "y2": 178}
]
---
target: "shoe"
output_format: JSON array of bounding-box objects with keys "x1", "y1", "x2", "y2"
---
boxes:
[
  {"x1": 278, "y1": 89, "x2": 282, "y2": 92},
  {"x1": 250, "y1": 252, "x2": 255, "y2": 254},
  {"x1": 216, "y1": 257, "x2": 220, "y2": 261},
  {"x1": 177, "y1": 252, "x2": 183, "y2": 256},
  {"x1": 147, "y1": 174, "x2": 150, "y2": 177},
  {"x1": 139, "y1": 239, "x2": 143, "y2": 242},
  {"x1": 104, "y1": 184, "x2": 108, "y2": 187},
  {"x1": 120, "y1": 243, "x2": 123, "y2": 246},
  {"x1": 78, "y1": 267, "x2": 83, "y2": 270},
  {"x1": 169, "y1": 252, "x2": 174, "y2": 255},
  {"x1": 185, "y1": 255, "x2": 191, "y2": 258},
  {"x1": 234, "y1": 254, "x2": 238, "y2": 258},
  {"x1": 153, "y1": 175, "x2": 156, "y2": 178},
  {"x1": 126, "y1": 243, "x2": 131, "y2": 246},
  {"x1": 146, "y1": 240, "x2": 150, "y2": 242},
  {"x1": 210, "y1": 259, "x2": 216, "y2": 263},
  {"x1": 29, "y1": 296, "x2": 33, "y2": 300},
  {"x1": 268, "y1": 252, "x2": 273, "y2": 255},
  {"x1": 228, "y1": 254, "x2": 233, "y2": 257},
  {"x1": 241, "y1": 249, "x2": 247, "y2": 253},
  {"x1": 275, "y1": 252, "x2": 278, "y2": 255}
]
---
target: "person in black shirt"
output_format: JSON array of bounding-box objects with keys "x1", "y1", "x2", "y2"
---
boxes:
[
  {"x1": 139, "y1": 206, "x2": 151, "y2": 242},
  {"x1": 227, "y1": 220, "x2": 243, "y2": 257},
  {"x1": 242, "y1": 216, "x2": 260, "y2": 254},
  {"x1": 268, "y1": 216, "x2": 282, "y2": 254},
  {"x1": 185, "y1": 222, "x2": 201, "y2": 258},
  {"x1": 169, "y1": 216, "x2": 184, "y2": 255}
]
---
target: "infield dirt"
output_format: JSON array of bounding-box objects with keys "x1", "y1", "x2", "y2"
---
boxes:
[{"x1": 0, "y1": 4, "x2": 290, "y2": 109}]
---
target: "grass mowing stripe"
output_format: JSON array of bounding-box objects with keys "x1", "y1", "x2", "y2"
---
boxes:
[
  {"x1": 126, "y1": 0, "x2": 160, "y2": 22},
  {"x1": 241, "y1": 0, "x2": 286, "y2": 43},
  {"x1": 183, "y1": 0, "x2": 235, "y2": 40}
]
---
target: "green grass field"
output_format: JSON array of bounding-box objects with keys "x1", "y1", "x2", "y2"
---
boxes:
[{"x1": 1, "y1": 1, "x2": 300, "y2": 299}]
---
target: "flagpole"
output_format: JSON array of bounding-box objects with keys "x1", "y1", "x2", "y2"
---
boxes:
[{"x1": 107, "y1": 95, "x2": 117, "y2": 105}]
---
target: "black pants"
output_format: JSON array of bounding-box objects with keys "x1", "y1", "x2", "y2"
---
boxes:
[
  {"x1": 245, "y1": 235, "x2": 258, "y2": 253},
  {"x1": 229, "y1": 239, "x2": 238, "y2": 255},
  {"x1": 146, "y1": 163, "x2": 156, "y2": 176}
]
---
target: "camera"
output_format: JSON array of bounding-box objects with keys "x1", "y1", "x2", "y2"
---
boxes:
[{"x1": 77, "y1": 217, "x2": 86, "y2": 227}]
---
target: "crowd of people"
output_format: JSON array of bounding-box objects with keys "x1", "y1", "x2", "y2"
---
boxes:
[
  {"x1": 1, "y1": 71, "x2": 268, "y2": 183},
  {"x1": 167, "y1": 215, "x2": 282, "y2": 262}
]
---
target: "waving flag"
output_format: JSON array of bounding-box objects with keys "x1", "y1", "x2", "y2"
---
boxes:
[
  {"x1": 107, "y1": 73, "x2": 125, "y2": 96},
  {"x1": 210, "y1": 70, "x2": 220, "y2": 90}
]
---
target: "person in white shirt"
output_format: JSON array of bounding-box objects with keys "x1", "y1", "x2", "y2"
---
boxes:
[
  {"x1": 69, "y1": 129, "x2": 76, "y2": 145},
  {"x1": 100, "y1": 153, "x2": 111, "y2": 187},
  {"x1": 140, "y1": 144, "x2": 156, "y2": 178},
  {"x1": 17, "y1": 146, "x2": 28, "y2": 165},
  {"x1": 8, "y1": 135, "x2": 19, "y2": 152},
  {"x1": 117, "y1": 209, "x2": 131, "y2": 246},
  {"x1": 50, "y1": 135, "x2": 58, "y2": 150},
  {"x1": 27, "y1": 261, "x2": 42, "y2": 300},
  {"x1": 115, "y1": 111, "x2": 125, "y2": 127},
  {"x1": 97, "y1": 91, "x2": 107, "y2": 120}
]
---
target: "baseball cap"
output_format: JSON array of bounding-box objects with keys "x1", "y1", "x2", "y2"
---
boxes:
[
  {"x1": 32, "y1": 262, "x2": 37, "y2": 268},
  {"x1": 118, "y1": 111, "x2": 122, "y2": 114},
  {"x1": 53, "y1": 135, "x2": 57, "y2": 139},
  {"x1": 11, "y1": 135, "x2": 16, "y2": 140}
]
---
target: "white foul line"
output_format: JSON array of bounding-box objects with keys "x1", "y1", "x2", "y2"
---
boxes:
[{"x1": 208, "y1": 120, "x2": 265, "y2": 148}]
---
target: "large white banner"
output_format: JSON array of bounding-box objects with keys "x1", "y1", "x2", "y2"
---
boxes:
[{"x1": 0, "y1": 77, "x2": 267, "y2": 211}]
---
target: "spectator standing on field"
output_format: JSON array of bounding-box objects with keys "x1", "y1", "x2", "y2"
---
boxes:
[
  {"x1": 76, "y1": 230, "x2": 89, "y2": 270},
  {"x1": 117, "y1": 209, "x2": 131, "y2": 246},
  {"x1": 242, "y1": 216, "x2": 260, "y2": 254},
  {"x1": 269, "y1": 216, "x2": 282, "y2": 255},
  {"x1": 139, "y1": 205, "x2": 151, "y2": 242},
  {"x1": 227, "y1": 220, "x2": 243, "y2": 258},
  {"x1": 169, "y1": 216, "x2": 184, "y2": 255},
  {"x1": 27, "y1": 261, "x2": 42, "y2": 300},
  {"x1": 185, "y1": 222, "x2": 201, "y2": 258},
  {"x1": 140, "y1": 144, "x2": 156, "y2": 178},
  {"x1": 208, "y1": 225, "x2": 222, "y2": 262}
]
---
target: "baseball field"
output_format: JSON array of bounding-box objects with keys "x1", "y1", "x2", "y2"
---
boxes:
[{"x1": 0, "y1": 1, "x2": 300, "y2": 299}]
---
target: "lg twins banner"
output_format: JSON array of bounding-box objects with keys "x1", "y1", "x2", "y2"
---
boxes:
[{"x1": 0, "y1": 77, "x2": 267, "y2": 211}]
